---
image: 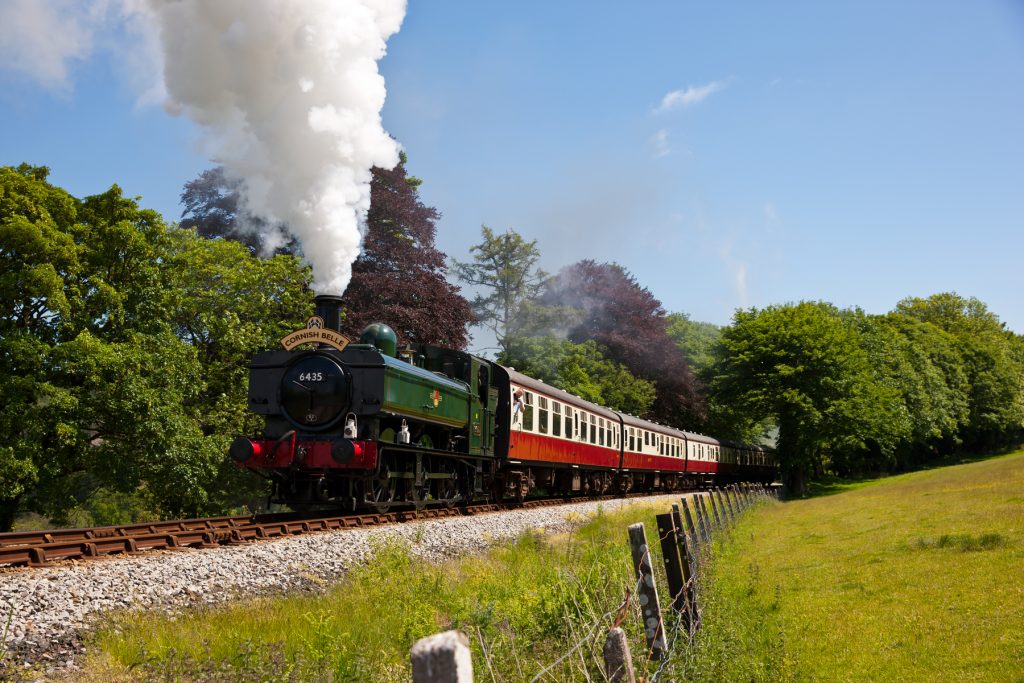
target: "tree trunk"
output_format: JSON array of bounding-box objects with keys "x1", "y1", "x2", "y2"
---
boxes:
[
  {"x1": 783, "y1": 466, "x2": 807, "y2": 498},
  {"x1": 0, "y1": 495, "x2": 21, "y2": 532}
]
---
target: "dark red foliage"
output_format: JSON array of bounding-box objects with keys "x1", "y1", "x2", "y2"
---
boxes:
[
  {"x1": 538, "y1": 260, "x2": 707, "y2": 426},
  {"x1": 340, "y1": 163, "x2": 474, "y2": 350}
]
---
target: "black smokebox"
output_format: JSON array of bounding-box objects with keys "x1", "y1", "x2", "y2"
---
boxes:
[{"x1": 314, "y1": 294, "x2": 344, "y2": 332}]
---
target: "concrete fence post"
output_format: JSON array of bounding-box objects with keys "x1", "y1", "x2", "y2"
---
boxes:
[
  {"x1": 411, "y1": 630, "x2": 473, "y2": 683},
  {"x1": 628, "y1": 522, "x2": 668, "y2": 660}
]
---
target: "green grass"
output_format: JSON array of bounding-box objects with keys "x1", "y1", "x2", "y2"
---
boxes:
[
  {"x1": 665, "y1": 451, "x2": 1024, "y2": 682},
  {"x1": 75, "y1": 502, "x2": 677, "y2": 682},
  {"x1": 71, "y1": 454, "x2": 1024, "y2": 681}
]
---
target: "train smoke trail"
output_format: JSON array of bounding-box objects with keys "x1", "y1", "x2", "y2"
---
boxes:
[{"x1": 148, "y1": 0, "x2": 406, "y2": 295}]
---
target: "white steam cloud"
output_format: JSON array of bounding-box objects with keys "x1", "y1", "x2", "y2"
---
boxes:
[{"x1": 148, "y1": 0, "x2": 406, "y2": 295}]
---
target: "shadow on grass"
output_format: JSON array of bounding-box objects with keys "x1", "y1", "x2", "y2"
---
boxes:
[
  {"x1": 802, "y1": 446, "x2": 1023, "y2": 500},
  {"x1": 804, "y1": 476, "x2": 880, "y2": 499}
]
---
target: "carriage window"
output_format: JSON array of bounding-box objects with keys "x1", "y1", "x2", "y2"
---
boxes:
[
  {"x1": 580, "y1": 414, "x2": 588, "y2": 442},
  {"x1": 564, "y1": 406, "x2": 572, "y2": 438},
  {"x1": 523, "y1": 392, "x2": 534, "y2": 431},
  {"x1": 629, "y1": 429, "x2": 635, "y2": 451},
  {"x1": 552, "y1": 402, "x2": 562, "y2": 437},
  {"x1": 598, "y1": 418, "x2": 605, "y2": 446},
  {"x1": 590, "y1": 415, "x2": 597, "y2": 444},
  {"x1": 539, "y1": 397, "x2": 549, "y2": 434}
]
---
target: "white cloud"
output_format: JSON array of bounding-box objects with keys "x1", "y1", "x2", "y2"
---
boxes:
[
  {"x1": 0, "y1": 0, "x2": 161, "y2": 104},
  {"x1": 0, "y1": 0, "x2": 101, "y2": 92},
  {"x1": 650, "y1": 128, "x2": 671, "y2": 158},
  {"x1": 654, "y1": 81, "x2": 724, "y2": 114},
  {"x1": 719, "y1": 240, "x2": 749, "y2": 309},
  {"x1": 733, "y1": 260, "x2": 749, "y2": 308}
]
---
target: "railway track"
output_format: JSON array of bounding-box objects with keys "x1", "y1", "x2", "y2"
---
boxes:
[{"x1": 0, "y1": 493, "x2": 653, "y2": 569}]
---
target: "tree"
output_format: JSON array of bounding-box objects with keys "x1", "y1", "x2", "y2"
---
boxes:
[
  {"x1": 876, "y1": 312, "x2": 970, "y2": 463},
  {"x1": 711, "y1": 302, "x2": 902, "y2": 495},
  {"x1": 536, "y1": 261, "x2": 706, "y2": 427},
  {"x1": 179, "y1": 167, "x2": 292, "y2": 254},
  {"x1": 665, "y1": 313, "x2": 721, "y2": 380},
  {"x1": 0, "y1": 164, "x2": 314, "y2": 529},
  {"x1": 341, "y1": 154, "x2": 475, "y2": 349},
  {"x1": 453, "y1": 226, "x2": 546, "y2": 355},
  {"x1": 501, "y1": 337, "x2": 657, "y2": 416},
  {"x1": 895, "y1": 293, "x2": 1024, "y2": 447},
  {"x1": 179, "y1": 157, "x2": 474, "y2": 349}
]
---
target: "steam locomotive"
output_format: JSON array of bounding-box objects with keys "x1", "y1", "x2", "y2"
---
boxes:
[{"x1": 230, "y1": 296, "x2": 775, "y2": 511}]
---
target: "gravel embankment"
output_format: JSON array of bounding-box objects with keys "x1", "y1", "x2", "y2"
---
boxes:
[{"x1": 0, "y1": 494, "x2": 680, "y2": 676}]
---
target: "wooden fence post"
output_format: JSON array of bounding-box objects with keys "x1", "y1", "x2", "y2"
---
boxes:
[
  {"x1": 411, "y1": 630, "x2": 473, "y2": 683},
  {"x1": 603, "y1": 627, "x2": 637, "y2": 683},
  {"x1": 628, "y1": 523, "x2": 668, "y2": 660},
  {"x1": 715, "y1": 489, "x2": 731, "y2": 524},
  {"x1": 671, "y1": 504, "x2": 698, "y2": 629},
  {"x1": 694, "y1": 495, "x2": 711, "y2": 543},
  {"x1": 708, "y1": 491, "x2": 722, "y2": 528},
  {"x1": 656, "y1": 512, "x2": 691, "y2": 633},
  {"x1": 726, "y1": 486, "x2": 738, "y2": 515},
  {"x1": 698, "y1": 496, "x2": 714, "y2": 540},
  {"x1": 680, "y1": 498, "x2": 701, "y2": 563}
]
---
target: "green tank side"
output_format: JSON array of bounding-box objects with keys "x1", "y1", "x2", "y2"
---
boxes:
[{"x1": 381, "y1": 355, "x2": 470, "y2": 428}]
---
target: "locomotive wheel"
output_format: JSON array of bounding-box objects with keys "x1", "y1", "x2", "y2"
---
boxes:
[
  {"x1": 363, "y1": 455, "x2": 398, "y2": 513},
  {"x1": 434, "y1": 460, "x2": 460, "y2": 507}
]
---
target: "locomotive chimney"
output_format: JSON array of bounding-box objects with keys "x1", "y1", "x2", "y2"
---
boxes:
[{"x1": 313, "y1": 294, "x2": 344, "y2": 332}]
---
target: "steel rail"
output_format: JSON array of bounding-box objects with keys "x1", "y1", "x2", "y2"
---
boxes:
[{"x1": 0, "y1": 491, "x2": 662, "y2": 569}]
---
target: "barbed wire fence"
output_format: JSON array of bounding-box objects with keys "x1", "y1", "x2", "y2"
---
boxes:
[{"x1": 409, "y1": 482, "x2": 779, "y2": 683}]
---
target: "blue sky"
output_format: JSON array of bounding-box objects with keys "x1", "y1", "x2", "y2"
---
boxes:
[{"x1": 2, "y1": 1, "x2": 1022, "y2": 343}]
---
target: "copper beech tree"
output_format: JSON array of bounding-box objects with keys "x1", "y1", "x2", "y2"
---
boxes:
[{"x1": 536, "y1": 260, "x2": 708, "y2": 428}]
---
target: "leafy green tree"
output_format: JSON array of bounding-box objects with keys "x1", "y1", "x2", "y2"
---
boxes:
[
  {"x1": 161, "y1": 229, "x2": 313, "y2": 510},
  {"x1": 0, "y1": 164, "x2": 82, "y2": 527},
  {"x1": 0, "y1": 164, "x2": 313, "y2": 529},
  {"x1": 501, "y1": 337, "x2": 657, "y2": 416},
  {"x1": 665, "y1": 313, "x2": 721, "y2": 379},
  {"x1": 453, "y1": 226, "x2": 546, "y2": 354},
  {"x1": 896, "y1": 293, "x2": 1024, "y2": 447},
  {"x1": 877, "y1": 312, "x2": 970, "y2": 462},
  {"x1": 711, "y1": 302, "x2": 902, "y2": 495}
]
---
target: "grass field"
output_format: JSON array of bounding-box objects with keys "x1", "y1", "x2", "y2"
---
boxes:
[
  {"x1": 70, "y1": 453, "x2": 1024, "y2": 681},
  {"x1": 73, "y1": 503, "x2": 669, "y2": 682},
  {"x1": 671, "y1": 451, "x2": 1024, "y2": 682}
]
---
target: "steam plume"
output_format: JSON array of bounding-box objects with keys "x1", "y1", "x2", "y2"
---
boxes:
[{"x1": 148, "y1": 0, "x2": 406, "y2": 294}]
